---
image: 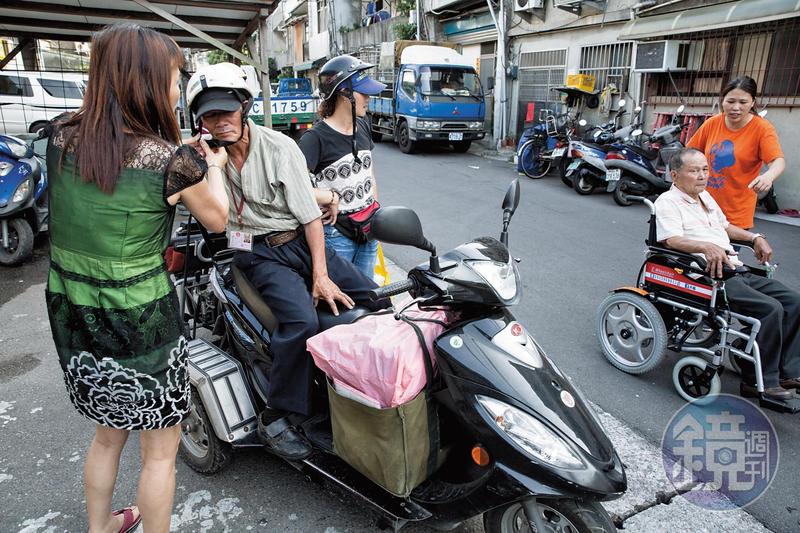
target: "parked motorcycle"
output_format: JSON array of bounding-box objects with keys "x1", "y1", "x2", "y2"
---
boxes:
[
  {"x1": 561, "y1": 100, "x2": 634, "y2": 191},
  {"x1": 171, "y1": 180, "x2": 626, "y2": 532},
  {"x1": 517, "y1": 110, "x2": 572, "y2": 179},
  {"x1": 0, "y1": 133, "x2": 48, "y2": 265},
  {"x1": 605, "y1": 105, "x2": 686, "y2": 206}
]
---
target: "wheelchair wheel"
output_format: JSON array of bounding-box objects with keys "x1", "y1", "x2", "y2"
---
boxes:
[
  {"x1": 596, "y1": 292, "x2": 667, "y2": 374},
  {"x1": 672, "y1": 356, "x2": 721, "y2": 404}
]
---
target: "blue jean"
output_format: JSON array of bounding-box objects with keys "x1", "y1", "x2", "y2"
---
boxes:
[{"x1": 324, "y1": 224, "x2": 378, "y2": 279}]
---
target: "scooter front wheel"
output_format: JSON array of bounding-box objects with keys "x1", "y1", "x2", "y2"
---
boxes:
[
  {"x1": 483, "y1": 498, "x2": 615, "y2": 533},
  {"x1": 0, "y1": 218, "x2": 34, "y2": 266}
]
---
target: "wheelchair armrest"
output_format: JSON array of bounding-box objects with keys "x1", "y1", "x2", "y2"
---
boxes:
[
  {"x1": 730, "y1": 239, "x2": 755, "y2": 252},
  {"x1": 648, "y1": 246, "x2": 708, "y2": 272}
]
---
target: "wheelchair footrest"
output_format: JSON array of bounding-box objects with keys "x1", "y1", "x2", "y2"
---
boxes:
[{"x1": 758, "y1": 395, "x2": 800, "y2": 414}]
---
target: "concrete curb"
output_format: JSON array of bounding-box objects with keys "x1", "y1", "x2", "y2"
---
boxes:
[{"x1": 382, "y1": 256, "x2": 771, "y2": 533}]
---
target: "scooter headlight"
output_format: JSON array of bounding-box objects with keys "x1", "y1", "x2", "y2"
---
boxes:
[
  {"x1": 468, "y1": 259, "x2": 519, "y2": 302},
  {"x1": 5, "y1": 140, "x2": 30, "y2": 158},
  {"x1": 0, "y1": 161, "x2": 14, "y2": 177},
  {"x1": 477, "y1": 395, "x2": 585, "y2": 469},
  {"x1": 12, "y1": 178, "x2": 31, "y2": 203}
]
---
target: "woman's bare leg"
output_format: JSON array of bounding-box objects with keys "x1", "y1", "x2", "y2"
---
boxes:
[
  {"x1": 85, "y1": 425, "x2": 132, "y2": 533},
  {"x1": 137, "y1": 424, "x2": 181, "y2": 533}
]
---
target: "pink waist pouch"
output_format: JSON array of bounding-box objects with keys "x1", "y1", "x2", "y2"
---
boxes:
[{"x1": 307, "y1": 302, "x2": 448, "y2": 408}]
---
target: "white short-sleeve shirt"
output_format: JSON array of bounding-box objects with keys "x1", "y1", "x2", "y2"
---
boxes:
[{"x1": 654, "y1": 185, "x2": 742, "y2": 266}]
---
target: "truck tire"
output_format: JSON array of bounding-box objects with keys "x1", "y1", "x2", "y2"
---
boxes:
[
  {"x1": 397, "y1": 122, "x2": 416, "y2": 154},
  {"x1": 451, "y1": 140, "x2": 471, "y2": 153},
  {"x1": 368, "y1": 115, "x2": 383, "y2": 142}
]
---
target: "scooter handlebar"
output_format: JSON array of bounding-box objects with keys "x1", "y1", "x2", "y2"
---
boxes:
[{"x1": 369, "y1": 278, "x2": 416, "y2": 301}]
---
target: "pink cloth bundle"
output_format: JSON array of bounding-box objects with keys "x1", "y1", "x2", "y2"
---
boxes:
[{"x1": 307, "y1": 303, "x2": 448, "y2": 408}]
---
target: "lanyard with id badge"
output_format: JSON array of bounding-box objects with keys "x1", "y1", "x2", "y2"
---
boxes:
[{"x1": 227, "y1": 176, "x2": 252, "y2": 251}]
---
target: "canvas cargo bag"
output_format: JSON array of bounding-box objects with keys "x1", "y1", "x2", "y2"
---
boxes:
[{"x1": 327, "y1": 314, "x2": 440, "y2": 497}]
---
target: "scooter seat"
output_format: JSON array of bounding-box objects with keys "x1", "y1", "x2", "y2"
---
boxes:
[
  {"x1": 317, "y1": 306, "x2": 372, "y2": 332},
  {"x1": 231, "y1": 263, "x2": 279, "y2": 333},
  {"x1": 230, "y1": 263, "x2": 371, "y2": 335},
  {"x1": 625, "y1": 144, "x2": 659, "y2": 160}
]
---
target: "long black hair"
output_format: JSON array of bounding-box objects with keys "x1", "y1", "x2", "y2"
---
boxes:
[{"x1": 720, "y1": 75, "x2": 759, "y2": 115}]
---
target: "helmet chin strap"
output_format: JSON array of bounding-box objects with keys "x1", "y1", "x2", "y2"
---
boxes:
[{"x1": 345, "y1": 79, "x2": 361, "y2": 165}]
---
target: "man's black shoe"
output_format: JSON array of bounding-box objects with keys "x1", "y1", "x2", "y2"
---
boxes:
[
  {"x1": 257, "y1": 413, "x2": 312, "y2": 460},
  {"x1": 740, "y1": 382, "x2": 795, "y2": 400},
  {"x1": 779, "y1": 377, "x2": 800, "y2": 389}
]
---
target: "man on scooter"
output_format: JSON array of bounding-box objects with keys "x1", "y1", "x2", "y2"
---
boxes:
[
  {"x1": 655, "y1": 147, "x2": 800, "y2": 401},
  {"x1": 186, "y1": 63, "x2": 386, "y2": 459}
]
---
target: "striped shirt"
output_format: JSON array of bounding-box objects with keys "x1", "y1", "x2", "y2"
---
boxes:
[{"x1": 224, "y1": 120, "x2": 322, "y2": 234}]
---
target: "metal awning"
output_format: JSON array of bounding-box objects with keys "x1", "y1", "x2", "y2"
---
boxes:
[
  {"x1": 618, "y1": 0, "x2": 800, "y2": 40},
  {"x1": 0, "y1": 0, "x2": 277, "y2": 49}
]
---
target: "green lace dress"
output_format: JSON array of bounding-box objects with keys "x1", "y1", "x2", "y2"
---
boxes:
[{"x1": 45, "y1": 128, "x2": 207, "y2": 430}]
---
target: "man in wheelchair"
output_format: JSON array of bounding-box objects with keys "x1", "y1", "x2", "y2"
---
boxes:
[{"x1": 655, "y1": 147, "x2": 800, "y2": 401}]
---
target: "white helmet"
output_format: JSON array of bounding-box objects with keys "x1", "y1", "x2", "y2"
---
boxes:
[{"x1": 186, "y1": 62, "x2": 254, "y2": 120}]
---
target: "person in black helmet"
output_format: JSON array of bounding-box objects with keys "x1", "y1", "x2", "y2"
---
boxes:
[
  {"x1": 187, "y1": 63, "x2": 387, "y2": 460},
  {"x1": 298, "y1": 55, "x2": 386, "y2": 278}
]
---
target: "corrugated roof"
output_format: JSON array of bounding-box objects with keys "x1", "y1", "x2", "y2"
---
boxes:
[{"x1": 0, "y1": 0, "x2": 277, "y2": 49}]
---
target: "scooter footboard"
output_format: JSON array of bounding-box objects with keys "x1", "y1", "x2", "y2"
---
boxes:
[{"x1": 187, "y1": 338, "x2": 258, "y2": 443}]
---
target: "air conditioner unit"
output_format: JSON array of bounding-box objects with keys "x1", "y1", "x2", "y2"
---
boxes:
[
  {"x1": 634, "y1": 40, "x2": 698, "y2": 72},
  {"x1": 515, "y1": 0, "x2": 544, "y2": 12}
]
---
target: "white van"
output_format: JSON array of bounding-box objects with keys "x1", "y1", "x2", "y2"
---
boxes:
[{"x1": 0, "y1": 71, "x2": 85, "y2": 134}]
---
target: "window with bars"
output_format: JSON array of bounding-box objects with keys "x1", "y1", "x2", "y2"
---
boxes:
[
  {"x1": 644, "y1": 17, "x2": 800, "y2": 106},
  {"x1": 518, "y1": 49, "x2": 567, "y2": 103},
  {"x1": 579, "y1": 42, "x2": 632, "y2": 93}
]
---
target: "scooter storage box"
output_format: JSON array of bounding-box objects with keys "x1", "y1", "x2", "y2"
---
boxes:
[
  {"x1": 187, "y1": 338, "x2": 258, "y2": 443},
  {"x1": 327, "y1": 380, "x2": 438, "y2": 497}
]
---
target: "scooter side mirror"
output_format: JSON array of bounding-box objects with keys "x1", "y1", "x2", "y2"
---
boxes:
[
  {"x1": 502, "y1": 179, "x2": 520, "y2": 216},
  {"x1": 618, "y1": 99, "x2": 626, "y2": 107},
  {"x1": 371, "y1": 206, "x2": 433, "y2": 254},
  {"x1": 676, "y1": 104, "x2": 685, "y2": 114},
  {"x1": 578, "y1": 119, "x2": 587, "y2": 127}
]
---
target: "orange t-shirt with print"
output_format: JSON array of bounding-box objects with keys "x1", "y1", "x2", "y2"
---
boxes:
[{"x1": 687, "y1": 114, "x2": 783, "y2": 228}]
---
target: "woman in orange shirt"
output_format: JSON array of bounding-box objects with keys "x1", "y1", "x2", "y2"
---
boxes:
[{"x1": 687, "y1": 76, "x2": 785, "y2": 229}]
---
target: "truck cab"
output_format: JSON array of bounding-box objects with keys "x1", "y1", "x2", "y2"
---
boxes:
[
  {"x1": 369, "y1": 44, "x2": 486, "y2": 154},
  {"x1": 243, "y1": 66, "x2": 317, "y2": 141}
]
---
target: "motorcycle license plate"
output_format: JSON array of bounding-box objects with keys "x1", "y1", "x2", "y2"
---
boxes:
[
  {"x1": 551, "y1": 147, "x2": 566, "y2": 158},
  {"x1": 567, "y1": 161, "x2": 581, "y2": 171},
  {"x1": 448, "y1": 132, "x2": 463, "y2": 141},
  {"x1": 605, "y1": 169, "x2": 621, "y2": 182}
]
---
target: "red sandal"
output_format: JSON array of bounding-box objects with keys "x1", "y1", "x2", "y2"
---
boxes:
[{"x1": 112, "y1": 506, "x2": 142, "y2": 533}]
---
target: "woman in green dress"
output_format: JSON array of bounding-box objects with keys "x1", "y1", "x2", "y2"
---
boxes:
[{"x1": 46, "y1": 23, "x2": 228, "y2": 533}]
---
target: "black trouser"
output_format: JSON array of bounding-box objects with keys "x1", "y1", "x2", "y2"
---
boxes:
[
  {"x1": 725, "y1": 273, "x2": 800, "y2": 387},
  {"x1": 234, "y1": 234, "x2": 386, "y2": 415}
]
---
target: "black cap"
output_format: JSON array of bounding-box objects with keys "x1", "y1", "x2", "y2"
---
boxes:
[{"x1": 193, "y1": 88, "x2": 244, "y2": 119}]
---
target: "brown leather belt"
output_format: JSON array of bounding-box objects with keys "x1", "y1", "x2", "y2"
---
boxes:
[{"x1": 258, "y1": 228, "x2": 301, "y2": 247}]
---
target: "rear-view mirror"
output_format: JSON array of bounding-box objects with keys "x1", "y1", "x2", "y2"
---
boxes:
[
  {"x1": 502, "y1": 179, "x2": 520, "y2": 215},
  {"x1": 676, "y1": 104, "x2": 685, "y2": 114},
  {"x1": 371, "y1": 206, "x2": 432, "y2": 252}
]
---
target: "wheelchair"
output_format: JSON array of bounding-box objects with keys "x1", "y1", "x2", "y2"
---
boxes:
[{"x1": 595, "y1": 196, "x2": 799, "y2": 413}]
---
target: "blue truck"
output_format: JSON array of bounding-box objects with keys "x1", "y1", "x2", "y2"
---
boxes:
[{"x1": 367, "y1": 41, "x2": 486, "y2": 154}]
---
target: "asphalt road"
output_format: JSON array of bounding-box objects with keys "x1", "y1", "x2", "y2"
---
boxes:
[{"x1": 1, "y1": 141, "x2": 799, "y2": 532}]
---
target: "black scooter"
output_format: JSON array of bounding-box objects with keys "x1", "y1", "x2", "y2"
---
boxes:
[{"x1": 171, "y1": 181, "x2": 626, "y2": 532}]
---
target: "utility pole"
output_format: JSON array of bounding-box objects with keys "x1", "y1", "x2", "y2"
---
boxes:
[
  {"x1": 257, "y1": 12, "x2": 273, "y2": 128},
  {"x1": 487, "y1": 0, "x2": 508, "y2": 149},
  {"x1": 415, "y1": 0, "x2": 421, "y2": 40}
]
